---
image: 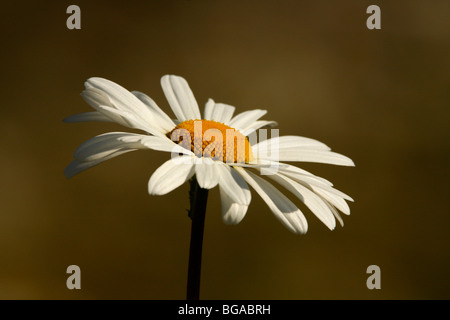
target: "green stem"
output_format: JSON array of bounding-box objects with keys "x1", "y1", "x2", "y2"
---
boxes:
[{"x1": 186, "y1": 178, "x2": 209, "y2": 300}]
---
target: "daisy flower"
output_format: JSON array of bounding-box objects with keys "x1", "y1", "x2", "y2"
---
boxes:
[{"x1": 65, "y1": 75, "x2": 354, "y2": 234}]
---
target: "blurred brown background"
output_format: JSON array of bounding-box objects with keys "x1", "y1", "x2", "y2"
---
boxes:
[{"x1": 0, "y1": 0, "x2": 448, "y2": 299}]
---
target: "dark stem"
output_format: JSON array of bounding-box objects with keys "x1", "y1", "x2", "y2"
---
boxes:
[{"x1": 186, "y1": 178, "x2": 209, "y2": 300}]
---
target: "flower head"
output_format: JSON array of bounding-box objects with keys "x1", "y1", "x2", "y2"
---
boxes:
[{"x1": 65, "y1": 75, "x2": 354, "y2": 234}]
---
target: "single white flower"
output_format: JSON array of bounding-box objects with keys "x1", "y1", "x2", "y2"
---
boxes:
[{"x1": 65, "y1": 75, "x2": 354, "y2": 234}]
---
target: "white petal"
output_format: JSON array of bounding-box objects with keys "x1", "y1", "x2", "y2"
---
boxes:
[
  {"x1": 161, "y1": 75, "x2": 201, "y2": 122},
  {"x1": 132, "y1": 90, "x2": 176, "y2": 133},
  {"x1": 73, "y1": 132, "x2": 148, "y2": 162},
  {"x1": 253, "y1": 136, "x2": 354, "y2": 166},
  {"x1": 216, "y1": 163, "x2": 251, "y2": 205},
  {"x1": 227, "y1": 161, "x2": 287, "y2": 169},
  {"x1": 148, "y1": 157, "x2": 196, "y2": 195},
  {"x1": 258, "y1": 148, "x2": 355, "y2": 166},
  {"x1": 85, "y1": 78, "x2": 155, "y2": 123},
  {"x1": 228, "y1": 109, "x2": 267, "y2": 131},
  {"x1": 137, "y1": 135, "x2": 194, "y2": 156},
  {"x1": 241, "y1": 120, "x2": 278, "y2": 136},
  {"x1": 203, "y1": 100, "x2": 235, "y2": 124},
  {"x1": 117, "y1": 134, "x2": 194, "y2": 156},
  {"x1": 281, "y1": 150, "x2": 355, "y2": 166},
  {"x1": 324, "y1": 201, "x2": 344, "y2": 227},
  {"x1": 64, "y1": 149, "x2": 135, "y2": 178},
  {"x1": 270, "y1": 164, "x2": 353, "y2": 204},
  {"x1": 311, "y1": 183, "x2": 353, "y2": 202},
  {"x1": 219, "y1": 187, "x2": 248, "y2": 225},
  {"x1": 268, "y1": 173, "x2": 336, "y2": 230},
  {"x1": 80, "y1": 86, "x2": 154, "y2": 131},
  {"x1": 81, "y1": 87, "x2": 112, "y2": 109},
  {"x1": 311, "y1": 187, "x2": 351, "y2": 215},
  {"x1": 203, "y1": 99, "x2": 215, "y2": 120},
  {"x1": 65, "y1": 160, "x2": 97, "y2": 179},
  {"x1": 236, "y1": 167, "x2": 308, "y2": 234},
  {"x1": 64, "y1": 111, "x2": 113, "y2": 123},
  {"x1": 96, "y1": 105, "x2": 165, "y2": 137},
  {"x1": 195, "y1": 158, "x2": 220, "y2": 189},
  {"x1": 267, "y1": 162, "x2": 334, "y2": 186},
  {"x1": 81, "y1": 87, "x2": 127, "y2": 125},
  {"x1": 283, "y1": 172, "x2": 335, "y2": 191},
  {"x1": 253, "y1": 136, "x2": 331, "y2": 157}
]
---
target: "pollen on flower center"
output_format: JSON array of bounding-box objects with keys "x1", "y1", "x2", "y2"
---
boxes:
[{"x1": 167, "y1": 119, "x2": 254, "y2": 163}]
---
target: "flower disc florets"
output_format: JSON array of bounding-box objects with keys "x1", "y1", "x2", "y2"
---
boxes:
[{"x1": 168, "y1": 119, "x2": 253, "y2": 163}]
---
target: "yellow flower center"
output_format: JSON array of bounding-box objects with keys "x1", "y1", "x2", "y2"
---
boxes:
[{"x1": 167, "y1": 119, "x2": 254, "y2": 163}]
